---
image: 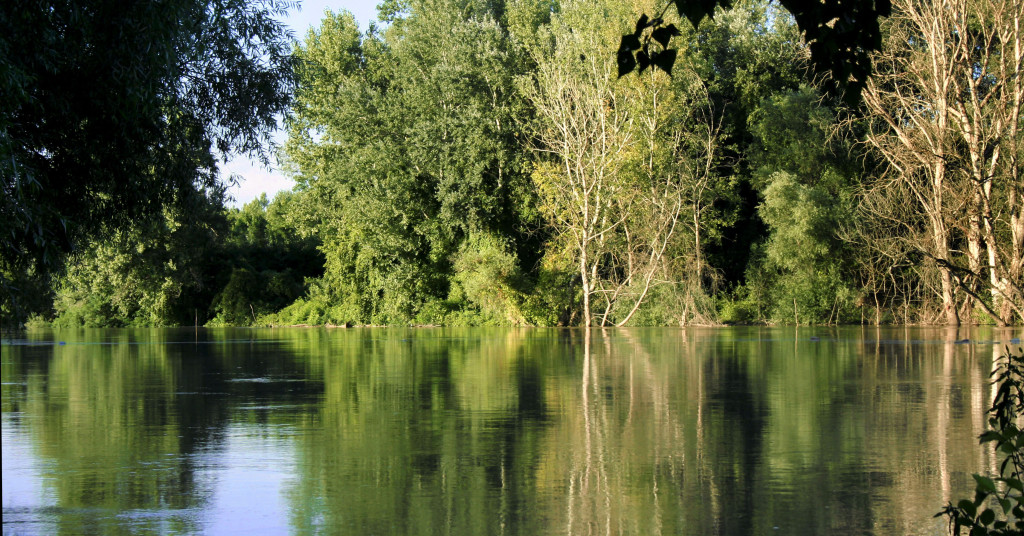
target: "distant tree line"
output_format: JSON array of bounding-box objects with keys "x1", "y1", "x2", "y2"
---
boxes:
[{"x1": 3, "y1": 0, "x2": 1021, "y2": 327}]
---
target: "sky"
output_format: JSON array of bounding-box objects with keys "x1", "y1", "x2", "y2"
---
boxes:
[{"x1": 223, "y1": 0, "x2": 379, "y2": 207}]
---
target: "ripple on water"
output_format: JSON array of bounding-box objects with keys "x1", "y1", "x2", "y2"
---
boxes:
[{"x1": 226, "y1": 377, "x2": 307, "y2": 384}]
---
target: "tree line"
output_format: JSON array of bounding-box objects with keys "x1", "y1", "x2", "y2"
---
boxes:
[{"x1": 2, "y1": 0, "x2": 1021, "y2": 327}]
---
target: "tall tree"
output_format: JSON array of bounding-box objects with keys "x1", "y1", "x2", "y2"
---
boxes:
[
  {"x1": 282, "y1": 2, "x2": 537, "y2": 325},
  {"x1": 528, "y1": 0, "x2": 725, "y2": 326},
  {"x1": 527, "y1": 0, "x2": 637, "y2": 327},
  {"x1": 0, "y1": 0, "x2": 296, "y2": 320},
  {"x1": 743, "y1": 86, "x2": 862, "y2": 324},
  {"x1": 862, "y1": 0, "x2": 1024, "y2": 325},
  {"x1": 946, "y1": 0, "x2": 1024, "y2": 324}
]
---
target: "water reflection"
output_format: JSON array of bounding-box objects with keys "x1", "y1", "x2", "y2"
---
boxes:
[
  {"x1": 2, "y1": 328, "x2": 318, "y2": 534},
  {"x1": 2, "y1": 326, "x2": 1022, "y2": 535}
]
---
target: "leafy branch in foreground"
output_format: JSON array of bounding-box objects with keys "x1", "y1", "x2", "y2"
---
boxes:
[
  {"x1": 938, "y1": 346, "x2": 1024, "y2": 535},
  {"x1": 619, "y1": 0, "x2": 891, "y2": 101}
]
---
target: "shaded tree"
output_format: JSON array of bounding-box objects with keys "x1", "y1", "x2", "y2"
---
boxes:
[{"x1": 0, "y1": 0, "x2": 296, "y2": 322}]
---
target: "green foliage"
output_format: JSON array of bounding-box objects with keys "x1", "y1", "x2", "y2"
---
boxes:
[
  {"x1": 45, "y1": 189, "x2": 322, "y2": 328},
  {"x1": 0, "y1": 264, "x2": 53, "y2": 328},
  {"x1": 50, "y1": 189, "x2": 229, "y2": 327},
  {"x1": 452, "y1": 233, "x2": 526, "y2": 324},
  {"x1": 517, "y1": 264, "x2": 578, "y2": 327},
  {"x1": 208, "y1": 192, "x2": 323, "y2": 326},
  {"x1": 683, "y1": 1, "x2": 809, "y2": 286},
  {"x1": 749, "y1": 85, "x2": 845, "y2": 188},
  {"x1": 756, "y1": 171, "x2": 857, "y2": 323},
  {"x1": 9, "y1": 0, "x2": 961, "y2": 328},
  {"x1": 732, "y1": 85, "x2": 863, "y2": 324},
  {"x1": 615, "y1": 283, "x2": 717, "y2": 326},
  {"x1": 281, "y1": 0, "x2": 540, "y2": 325},
  {"x1": 938, "y1": 347, "x2": 1024, "y2": 535},
  {"x1": 0, "y1": 0, "x2": 296, "y2": 316},
  {"x1": 719, "y1": 292, "x2": 761, "y2": 325},
  {"x1": 273, "y1": 0, "x2": 871, "y2": 327},
  {"x1": 207, "y1": 268, "x2": 306, "y2": 326}
]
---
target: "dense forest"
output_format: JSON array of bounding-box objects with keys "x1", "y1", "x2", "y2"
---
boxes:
[{"x1": 2, "y1": 0, "x2": 1022, "y2": 327}]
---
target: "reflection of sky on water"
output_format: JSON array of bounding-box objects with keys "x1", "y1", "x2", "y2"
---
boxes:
[
  {"x1": 3, "y1": 414, "x2": 302, "y2": 534},
  {"x1": 201, "y1": 425, "x2": 299, "y2": 535},
  {"x1": 2, "y1": 416, "x2": 50, "y2": 523}
]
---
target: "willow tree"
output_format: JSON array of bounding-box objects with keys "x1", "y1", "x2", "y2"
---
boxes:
[
  {"x1": 1, "y1": 0, "x2": 296, "y2": 323},
  {"x1": 862, "y1": 0, "x2": 1024, "y2": 325}
]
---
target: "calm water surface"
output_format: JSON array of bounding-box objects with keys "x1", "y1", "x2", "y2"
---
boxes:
[{"x1": 3, "y1": 326, "x2": 1023, "y2": 535}]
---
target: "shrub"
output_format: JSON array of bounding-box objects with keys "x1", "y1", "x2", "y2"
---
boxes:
[{"x1": 938, "y1": 346, "x2": 1024, "y2": 535}]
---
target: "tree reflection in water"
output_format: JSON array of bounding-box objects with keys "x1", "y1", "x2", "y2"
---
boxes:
[{"x1": 2, "y1": 326, "x2": 1015, "y2": 535}]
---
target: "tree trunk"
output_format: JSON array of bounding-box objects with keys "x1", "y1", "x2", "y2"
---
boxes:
[
  {"x1": 966, "y1": 194, "x2": 983, "y2": 319},
  {"x1": 580, "y1": 244, "x2": 592, "y2": 327}
]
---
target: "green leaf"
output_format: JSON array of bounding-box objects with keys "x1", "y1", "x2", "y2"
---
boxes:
[
  {"x1": 651, "y1": 49, "x2": 678, "y2": 76},
  {"x1": 980, "y1": 508, "x2": 996, "y2": 526},
  {"x1": 974, "y1": 474, "x2": 997, "y2": 493},
  {"x1": 1005, "y1": 478, "x2": 1023, "y2": 492},
  {"x1": 620, "y1": 34, "x2": 642, "y2": 52},
  {"x1": 959, "y1": 499, "x2": 978, "y2": 518},
  {"x1": 1000, "y1": 498, "x2": 1011, "y2": 514},
  {"x1": 980, "y1": 430, "x2": 1002, "y2": 443},
  {"x1": 651, "y1": 24, "x2": 681, "y2": 49}
]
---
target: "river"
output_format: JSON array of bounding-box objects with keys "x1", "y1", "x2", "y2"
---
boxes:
[{"x1": 3, "y1": 326, "x2": 1022, "y2": 535}]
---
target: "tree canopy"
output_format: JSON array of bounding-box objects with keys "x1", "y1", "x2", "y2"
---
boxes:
[
  {"x1": 6, "y1": 0, "x2": 1022, "y2": 328},
  {"x1": 0, "y1": 0, "x2": 296, "y2": 312}
]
